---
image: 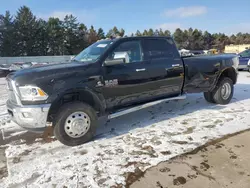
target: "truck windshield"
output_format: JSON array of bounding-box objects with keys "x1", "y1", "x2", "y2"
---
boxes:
[{"x1": 73, "y1": 40, "x2": 113, "y2": 63}]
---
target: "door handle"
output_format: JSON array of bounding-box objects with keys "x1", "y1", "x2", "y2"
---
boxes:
[
  {"x1": 136, "y1": 68, "x2": 146, "y2": 72},
  {"x1": 172, "y1": 64, "x2": 180, "y2": 67}
]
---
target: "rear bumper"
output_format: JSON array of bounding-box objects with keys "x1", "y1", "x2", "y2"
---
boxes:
[{"x1": 6, "y1": 100, "x2": 51, "y2": 132}]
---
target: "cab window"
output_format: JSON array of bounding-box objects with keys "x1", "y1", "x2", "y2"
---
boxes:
[
  {"x1": 143, "y1": 38, "x2": 176, "y2": 60},
  {"x1": 106, "y1": 40, "x2": 143, "y2": 63}
]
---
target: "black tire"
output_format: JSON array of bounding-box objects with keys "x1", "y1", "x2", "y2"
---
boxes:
[
  {"x1": 53, "y1": 102, "x2": 97, "y2": 146},
  {"x1": 203, "y1": 92, "x2": 215, "y2": 103},
  {"x1": 212, "y1": 77, "x2": 234, "y2": 105},
  {"x1": 238, "y1": 69, "x2": 243, "y2": 71}
]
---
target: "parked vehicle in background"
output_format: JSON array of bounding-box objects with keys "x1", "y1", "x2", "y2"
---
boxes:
[
  {"x1": 6, "y1": 36, "x2": 239, "y2": 146},
  {"x1": 0, "y1": 63, "x2": 12, "y2": 77},
  {"x1": 238, "y1": 49, "x2": 250, "y2": 71},
  {"x1": 189, "y1": 50, "x2": 205, "y2": 56},
  {"x1": 248, "y1": 59, "x2": 250, "y2": 72},
  {"x1": 179, "y1": 51, "x2": 192, "y2": 57},
  {"x1": 208, "y1": 49, "x2": 219, "y2": 55},
  {"x1": 9, "y1": 62, "x2": 39, "y2": 71}
]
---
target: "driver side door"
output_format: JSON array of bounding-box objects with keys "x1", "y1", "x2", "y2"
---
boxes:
[{"x1": 101, "y1": 39, "x2": 153, "y2": 109}]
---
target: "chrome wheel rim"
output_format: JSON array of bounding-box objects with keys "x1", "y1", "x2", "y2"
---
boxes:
[
  {"x1": 64, "y1": 112, "x2": 91, "y2": 138},
  {"x1": 221, "y1": 83, "x2": 231, "y2": 100}
]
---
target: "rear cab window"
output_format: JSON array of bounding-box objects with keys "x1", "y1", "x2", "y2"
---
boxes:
[{"x1": 142, "y1": 38, "x2": 179, "y2": 60}]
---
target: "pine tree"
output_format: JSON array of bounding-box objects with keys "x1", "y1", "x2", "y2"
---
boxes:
[
  {"x1": 47, "y1": 17, "x2": 64, "y2": 55},
  {"x1": 159, "y1": 29, "x2": 165, "y2": 36},
  {"x1": 142, "y1": 30, "x2": 148, "y2": 36},
  {"x1": 135, "y1": 30, "x2": 142, "y2": 36},
  {"x1": 119, "y1": 28, "x2": 125, "y2": 37},
  {"x1": 148, "y1": 28, "x2": 154, "y2": 36},
  {"x1": 75, "y1": 23, "x2": 88, "y2": 54},
  {"x1": 212, "y1": 33, "x2": 230, "y2": 51},
  {"x1": 106, "y1": 27, "x2": 125, "y2": 38},
  {"x1": 112, "y1": 26, "x2": 119, "y2": 36},
  {"x1": 203, "y1": 31, "x2": 213, "y2": 50},
  {"x1": 0, "y1": 11, "x2": 15, "y2": 56},
  {"x1": 173, "y1": 28, "x2": 184, "y2": 49},
  {"x1": 229, "y1": 35, "x2": 236, "y2": 45},
  {"x1": 88, "y1": 25, "x2": 98, "y2": 45},
  {"x1": 14, "y1": 6, "x2": 40, "y2": 56},
  {"x1": 33, "y1": 19, "x2": 49, "y2": 55},
  {"x1": 1, "y1": 5, "x2": 250, "y2": 56},
  {"x1": 97, "y1": 28, "x2": 105, "y2": 39},
  {"x1": 191, "y1": 29, "x2": 203, "y2": 50},
  {"x1": 63, "y1": 14, "x2": 79, "y2": 55},
  {"x1": 164, "y1": 30, "x2": 171, "y2": 37}
]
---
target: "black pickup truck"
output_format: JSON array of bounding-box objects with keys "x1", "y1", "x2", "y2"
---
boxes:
[{"x1": 6, "y1": 36, "x2": 239, "y2": 146}]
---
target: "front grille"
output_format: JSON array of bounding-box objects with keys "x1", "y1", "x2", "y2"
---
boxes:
[
  {"x1": 6, "y1": 79, "x2": 19, "y2": 105},
  {"x1": 7, "y1": 79, "x2": 13, "y2": 90},
  {"x1": 9, "y1": 91, "x2": 18, "y2": 104}
]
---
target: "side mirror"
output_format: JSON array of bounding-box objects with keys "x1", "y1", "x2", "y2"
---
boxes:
[{"x1": 104, "y1": 58, "x2": 125, "y2": 66}]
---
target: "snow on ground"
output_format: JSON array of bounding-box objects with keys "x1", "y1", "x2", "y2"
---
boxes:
[
  {"x1": 0, "y1": 78, "x2": 9, "y2": 125},
  {"x1": 0, "y1": 72, "x2": 250, "y2": 187}
]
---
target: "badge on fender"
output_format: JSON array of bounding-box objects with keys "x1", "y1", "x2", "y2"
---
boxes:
[
  {"x1": 96, "y1": 79, "x2": 118, "y2": 87},
  {"x1": 105, "y1": 79, "x2": 118, "y2": 87}
]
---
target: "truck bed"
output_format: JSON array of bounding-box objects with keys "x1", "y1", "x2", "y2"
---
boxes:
[{"x1": 182, "y1": 54, "x2": 239, "y2": 93}]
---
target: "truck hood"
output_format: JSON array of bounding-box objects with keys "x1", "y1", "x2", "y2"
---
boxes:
[
  {"x1": 8, "y1": 61, "x2": 98, "y2": 85},
  {"x1": 13, "y1": 62, "x2": 85, "y2": 74}
]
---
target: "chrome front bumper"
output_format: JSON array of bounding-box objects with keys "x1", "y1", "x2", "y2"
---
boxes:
[{"x1": 6, "y1": 100, "x2": 51, "y2": 131}]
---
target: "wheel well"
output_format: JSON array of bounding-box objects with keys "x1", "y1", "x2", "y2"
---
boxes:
[
  {"x1": 47, "y1": 91, "x2": 101, "y2": 122},
  {"x1": 219, "y1": 68, "x2": 237, "y2": 84}
]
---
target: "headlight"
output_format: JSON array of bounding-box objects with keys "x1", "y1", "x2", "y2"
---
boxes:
[
  {"x1": 248, "y1": 59, "x2": 250, "y2": 66},
  {"x1": 18, "y1": 86, "x2": 48, "y2": 101}
]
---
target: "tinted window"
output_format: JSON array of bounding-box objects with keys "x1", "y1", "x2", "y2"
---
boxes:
[
  {"x1": 107, "y1": 40, "x2": 142, "y2": 63},
  {"x1": 143, "y1": 39, "x2": 176, "y2": 59},
  {"x1": 239, "y1": 49, "x2": 250, "y2": 58}
]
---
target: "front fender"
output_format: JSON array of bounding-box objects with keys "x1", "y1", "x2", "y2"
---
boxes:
[{"x1": 51, "y1": 86, "x2": 106, "y2": 114}]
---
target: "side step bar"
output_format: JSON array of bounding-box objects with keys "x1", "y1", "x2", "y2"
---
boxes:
[{"x1": 108, "y1": 95, "x2": 186, "y2": 119}]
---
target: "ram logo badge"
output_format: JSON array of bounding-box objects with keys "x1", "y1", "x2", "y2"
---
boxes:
[{"x1": 96, "y1": 81, "x2": 104, "y2": 87}]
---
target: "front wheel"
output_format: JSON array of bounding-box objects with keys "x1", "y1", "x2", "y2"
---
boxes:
[
  {"x1": 203, "y1": 92, "x2": 215, "y2": 103},
  {"x1": 212, "y1": 77, "x2": 234, "y2": 105},
  {"x1": 53, "y1": 102, "x2": 97, "y2": 146}
]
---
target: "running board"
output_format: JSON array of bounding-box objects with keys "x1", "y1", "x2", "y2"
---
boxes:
[{"x1": 108, "y1": 95, "x2": 186, "y2": 119}]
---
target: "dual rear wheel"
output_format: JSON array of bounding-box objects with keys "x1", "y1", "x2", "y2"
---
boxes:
[{"x1": 204, "y1": 77, "x2": 234, "y2": 105}]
